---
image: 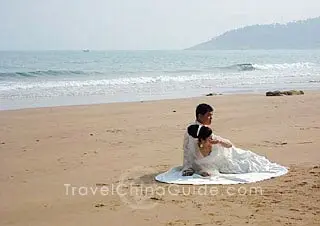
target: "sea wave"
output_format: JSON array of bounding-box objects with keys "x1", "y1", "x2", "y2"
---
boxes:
[
  {"x1": 197, "y1": 62, "x2": 316, "y2": 72},
  {"x1": 0, "y1": 72, "x2": 305, "y2": 92},
  {"x1": 0, "y1": 70, "x2": 101, "y2": 78},
  {"x1": 0, "y1": 62, "x2": 316, "y2": 79},
  {"x1": 253, "y1": 62, "x2": 316, "y2": 70},
  {"x1": 0, "y1": 75, "x2": 212, "y2": 91},
  {"x1": 219, "y1": 64, "x2": 256, "y2": 71},
  {"x1": 219, "y1": 62, "x2": 316, "y2": 71}
]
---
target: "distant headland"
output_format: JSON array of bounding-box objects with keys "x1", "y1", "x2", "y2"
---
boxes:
[{"x1": 187, "y1": 17, "x2": 320, "y2": 50}]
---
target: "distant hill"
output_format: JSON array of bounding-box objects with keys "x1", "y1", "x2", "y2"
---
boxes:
[{"x1": 187, "y1": 17, "x2": 320, "y2": 50}]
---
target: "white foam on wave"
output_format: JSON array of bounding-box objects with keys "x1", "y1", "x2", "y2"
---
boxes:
[
  {"x1": 1, "y1": 63, "x2": 319, "y2": 101},
  {"x1": 0, "y1": 74, "x2": 222, "y2": 92},
  {"x1": 0, "y1": 66, "x2": 316, "y2": 92},
  {"x1": 253, "y1": 62, "x2": 316, "y2": 70}
]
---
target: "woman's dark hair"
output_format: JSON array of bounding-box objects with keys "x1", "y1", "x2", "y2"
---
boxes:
[
  {"x1": 188, "y1": 125, "x2": 212, "y2": 141},
  {"x1": 196, "y1": 103, "x2": 214, "y2": 118}
]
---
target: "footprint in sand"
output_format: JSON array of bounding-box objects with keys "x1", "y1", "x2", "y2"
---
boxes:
[
  {"x1": 106, "y1": 129, "x2": 123, "y2": 133},
  {"x1": 297, "y1": 181, "x2": 308, "y2": 186},
  {"x1": 297, "y1": 141, "x2": 313, "y2": 144},
  {"x1": 166, "y1": 219, "x2": 188, "y2": 226},
  {"x1": 150, "y1": 197, "x2": 163, "y2": 201},
  {"x1": 289, "y1": 208, "x2": 300, "y2": 212},
  {"x1": 171, "y1": 199, "x2": 185, "y2": 204},
  {"x1": 214, "y1": 220, "x2": 224, "y2": 225},
  {"x1": 271, "y1": 199, "x2": 281, "y2": 204},
  {"x1": 263, "y1": 140, "x2": 288, "y2": 146},
  {"x1": 96, "y1": 183, "x2": 108, "y2": 187}
]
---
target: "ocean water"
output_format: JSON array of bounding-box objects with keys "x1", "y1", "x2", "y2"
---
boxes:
[{"x1": 0, "y1": 50, "x2": 320, "y2": 110}]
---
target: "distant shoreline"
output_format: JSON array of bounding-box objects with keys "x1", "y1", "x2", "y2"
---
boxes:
[{"x1": 2, "y1": 88, "x2": 320, "y2": 112}]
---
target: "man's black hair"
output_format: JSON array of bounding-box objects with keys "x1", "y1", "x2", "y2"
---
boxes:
[{"x1": 196, "y1": 103, "x2": 214, "y2": 118}]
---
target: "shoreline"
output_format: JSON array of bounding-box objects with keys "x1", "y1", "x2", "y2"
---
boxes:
[{"x1": 2, "y1": 88, "x2": 319, "y2": 112}]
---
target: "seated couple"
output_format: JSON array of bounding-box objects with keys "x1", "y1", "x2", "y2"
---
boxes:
[{"x1": 182, "y1": 104, "x2": 287, "y2": 177}]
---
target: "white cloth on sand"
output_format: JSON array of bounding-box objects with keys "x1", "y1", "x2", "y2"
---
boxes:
[{"x1": 156, "y1": 145, "x2": 288, "y2": 185}]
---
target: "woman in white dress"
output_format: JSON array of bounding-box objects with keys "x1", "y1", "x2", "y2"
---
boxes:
[
  {"x1": 187, "y1": 124, "x2": 288, "y2": 177},
  {"x1": 182, "y1": 103, "x2": 233, "y2": 176}
]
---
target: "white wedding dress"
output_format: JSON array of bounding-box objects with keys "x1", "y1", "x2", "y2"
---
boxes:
[
  {"x1": 155, "y1": 133, "x2": 288, "y2": 185},
  {"x1": 195, "y1": 145, "x2": 287, "y2": 175}
]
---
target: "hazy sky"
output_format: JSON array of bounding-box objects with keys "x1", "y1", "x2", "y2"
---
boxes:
[{"x1": 1, "y1": 0, "x2": 319, "y2": 50}]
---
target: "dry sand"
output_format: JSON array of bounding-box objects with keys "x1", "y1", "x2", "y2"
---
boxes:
[{"x1": 1, "y1": 93, "x2": 319, "y2": 226}]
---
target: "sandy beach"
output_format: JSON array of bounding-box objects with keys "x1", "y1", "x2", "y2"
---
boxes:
[{"x1": 1, "y1": 93, "x2": 319, "y2": 226}]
